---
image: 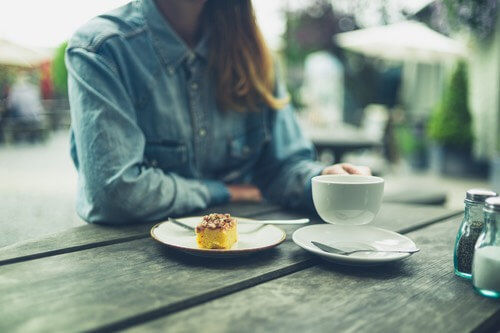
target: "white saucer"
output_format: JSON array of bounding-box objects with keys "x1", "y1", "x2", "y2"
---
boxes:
[
  {"x1": 292, "y1": 224, "x2": 418, "y2": 265},
  {"x1": 151, "y1": 216, "x2": 286, "y2": 258}
]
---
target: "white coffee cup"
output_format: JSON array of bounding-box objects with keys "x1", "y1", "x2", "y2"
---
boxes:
[{"x1": 312, "y1": 175, "x2": 384, "y2": 225}]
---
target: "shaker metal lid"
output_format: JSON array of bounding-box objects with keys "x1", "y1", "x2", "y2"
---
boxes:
[
  {"x1": 465, "y1": 189, "x2": 498, "y2": 202},
  {"x1": 485, "y1": 197, "x2": 500, "y2": 211}
]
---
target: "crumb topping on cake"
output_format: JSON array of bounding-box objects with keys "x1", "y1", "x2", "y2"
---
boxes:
[{"x1": 195, "y1": 213, "x2": 236, "y2": 232}]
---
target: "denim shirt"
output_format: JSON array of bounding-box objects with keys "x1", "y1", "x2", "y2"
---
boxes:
[{"x1": 66, "y1": 0, "x2": 324, "y2": 224}]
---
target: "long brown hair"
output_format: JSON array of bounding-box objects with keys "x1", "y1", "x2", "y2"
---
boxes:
[{"x1": 204, "y1": 0, "x2": 288, "y2": 112}]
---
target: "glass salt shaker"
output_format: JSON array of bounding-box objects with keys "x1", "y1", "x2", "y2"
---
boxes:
[
  {"x1": 453, "y1": 189, "x2": 498, "y2": 279},
  {"x1": 472, "y1": 197, "x2": 500, "y2": 298}
]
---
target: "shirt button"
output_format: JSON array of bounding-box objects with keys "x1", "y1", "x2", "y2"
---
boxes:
[
  {"x1": 191, "y1": 82, "x2": 198, "y2": 90},
  {"x1": 242, "y1": 146, "x2": 251, "y2": 155},
  {"x1": 167, "y1": 66, "x2": 175, "y2": 75},
  {"x1": 151, "y1": 159, "x2": 158, "y2": 167},
  {"x1": 198, "y1": 128, "x2": 207, "y2": 137},
  {"x1": 187, "y1": 52, "x2": 196, "y2": 64}
]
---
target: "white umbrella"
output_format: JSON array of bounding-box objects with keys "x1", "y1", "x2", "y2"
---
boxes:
[
  {"x1": 334, "y1": 21, "x2": 466, "y2": 63},
  {"x1": 0, "y1": 39, "x2": 50, "y2": 67}
]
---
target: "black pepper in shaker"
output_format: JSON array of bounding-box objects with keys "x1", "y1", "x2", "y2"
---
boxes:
[{"x1": 453, "y1": 189, "x2": 498, "y2": 279}]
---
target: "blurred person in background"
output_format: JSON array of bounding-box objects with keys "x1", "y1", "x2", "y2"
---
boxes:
[
  {"x1": 6, "y1": 71, "x2": 43, "y2": 127},
  {"x1": 67, "y1": 0, "x2": 370, "y2": 224},
  {"x1": 39, "y1": 62, "x2": 54, "y2": 100}
]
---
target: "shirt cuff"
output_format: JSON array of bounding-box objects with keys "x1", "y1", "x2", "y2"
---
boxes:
[{"x1": 203, "y1": 180, "x2": 230, "y2": 206}]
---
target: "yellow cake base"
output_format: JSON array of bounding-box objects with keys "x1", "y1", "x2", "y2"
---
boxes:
[{"x1": 196, "y1": 225, "x2": 238, "y2": 249}]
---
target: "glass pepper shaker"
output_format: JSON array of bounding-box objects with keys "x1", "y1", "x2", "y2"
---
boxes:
[
  {"x1": 453, "y1": 189, "x2": 498, "y2": 279},
  {"x1": 472, "y1": 197, "x2": 500, "y2": 298}
]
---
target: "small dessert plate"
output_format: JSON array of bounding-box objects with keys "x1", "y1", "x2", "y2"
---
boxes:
[
  {"x1": 151, "y1": 216, "x2": 286, "y2": 258},
  {"x1": 292, "y1": 224, "x2": 418, "y2": 265}
]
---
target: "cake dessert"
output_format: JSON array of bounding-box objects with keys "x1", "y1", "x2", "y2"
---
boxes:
[{"x1": 195, "y1": 213, "x2": 238, "y2": 249}]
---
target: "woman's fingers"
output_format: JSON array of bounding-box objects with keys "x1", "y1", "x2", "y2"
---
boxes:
[
  {"x1": 322, "y1": 163, "x2": 372, "y2": 176},
  {"x1": 322, "y1": 164, "x2": 348, "y2": 175},
  {"x1": 341, "y1": 163, "x2": 372, "y2": 175}
]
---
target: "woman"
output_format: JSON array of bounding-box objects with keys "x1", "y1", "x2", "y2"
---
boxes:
[{"x1": 67, "y1": 0, "x2": 369, "y2": 224}]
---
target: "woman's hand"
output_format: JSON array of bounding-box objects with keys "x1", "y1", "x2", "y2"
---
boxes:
[
  {"x1": 227, "y1": 184, "x2": 263, "y2": 202},
  {"x1": 321, "y1": 163, "x2": 371, "y2": 176}
]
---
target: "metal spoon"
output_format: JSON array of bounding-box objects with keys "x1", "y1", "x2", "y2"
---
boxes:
[
  {"x1": 168, "y1": 218, "x2": 195, "y2": 231},
  {"x1": 168, "y1": 217, "x2": 309, "y2": 231},
  {"x1": 238, "y1": 218, "x2": 309, "y2": 225},
  {"x1": 168, "y1": 217, "x2": 285, "y2": 233},
  {"x1": 311, "y1": 241, "x2": 420, "y2": 256}
]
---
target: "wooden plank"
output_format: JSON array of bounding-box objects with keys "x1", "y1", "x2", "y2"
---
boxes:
[
  {"x1": 257, "y1": 203, "x2": 461, "y2": 234},
  {"x1": 0, "y1": 205, "x2": 458, "y2": 332},
  {"x1": 125, "y1": 216, "x2": 499, "y2": 333},
  {"x1": 370, "y1": 204, "x2": 461, "y2": 234},
  {"x1": 0, "y1": 233, "x2": 312, "y2": 332},
  {"x1": 0, "y1": 203, "x2": 458, "y2": 266},
  {"x1": 0, "y1": 202, "x2": 281, "y2": 265}
]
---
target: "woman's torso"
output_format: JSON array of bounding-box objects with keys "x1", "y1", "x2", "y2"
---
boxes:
[{"x1": 69, "y1": 0, "x2": 271, "y2": 184}]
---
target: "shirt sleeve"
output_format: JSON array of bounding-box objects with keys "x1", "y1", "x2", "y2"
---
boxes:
[
  {"x1": 252, "y1": 72, "x2": 325, "y2": 212},
  {"x1": 67, "y1": 46, "x2": 229, "y2": 224}
]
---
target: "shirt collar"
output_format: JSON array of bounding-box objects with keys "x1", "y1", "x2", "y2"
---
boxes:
[{"x1": 141, "y1": 0, "x2": 209, "y2": 70}]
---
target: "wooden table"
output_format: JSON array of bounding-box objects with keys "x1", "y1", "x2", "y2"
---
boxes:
[{"x1": 1, "y1": 203, "x2": 499, "y2": 332}]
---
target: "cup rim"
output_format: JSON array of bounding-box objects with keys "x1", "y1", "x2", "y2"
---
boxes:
[{"x1": 312, "y1": 174, "x2": 384, "y2": 184}]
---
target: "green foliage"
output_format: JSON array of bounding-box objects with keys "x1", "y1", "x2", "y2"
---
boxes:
[
  {"x1": 0, "y1": 66, "x2": 15, "y2": 93},
  {"x1": 52, "y1": 41, "x2": 68, "y2": 97},
  {"x1": 428, "y1": 61, "x2": 473, "y2": 148},
  {"x1": 283, "y1": 0, "x2": 343, "y2": 108},
  {"x1": 443, "y1": 0, "x2": 498, "y2": 40},
  {"x1": 395, "y1": 126, "x2": 426, "y2": 155},
  {"x1": 284, "y1": 0, "x2": 334, "y2": 66}
]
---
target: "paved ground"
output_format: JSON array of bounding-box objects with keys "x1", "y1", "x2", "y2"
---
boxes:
[
  {"x1": 0, "y1": 131, "x2": 84, "y2": 248},
  {"x1": 0, "y1": 130, "x2": 491, "y2": 248}
]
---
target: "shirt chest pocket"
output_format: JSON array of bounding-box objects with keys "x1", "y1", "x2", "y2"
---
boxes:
[{"x1": 144, "y1": 142, "x2": 188, "y2": 174}]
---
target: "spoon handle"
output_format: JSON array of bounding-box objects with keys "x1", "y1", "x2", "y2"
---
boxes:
[
  {"x1": 168, "y1": 218, "x2": 195, "y2": 231},
  {"x1": 311, "y1": 241, "x2": 420, "y2": 256},
  {"x1": 239, "y1": 218, "x2": 309, "y2": 225},
  {"x1": 347, "y1": 249, "x2": 420, "y2": 255}
]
